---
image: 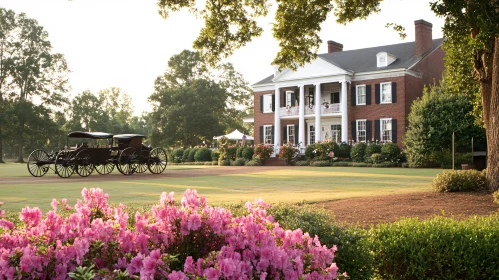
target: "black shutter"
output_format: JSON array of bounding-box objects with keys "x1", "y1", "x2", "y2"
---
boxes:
[
  {"x1": 283, "y1": 126, "x2": 288, "y2": 143},
  {"x1": 392, "y1": 82, "x2": 397, "y2": 103},
  {"x1": 259, "y1": 126, "x2": 264, "y2": 143},
  {"x1": 295, "y1": 124, "x2": 299, "y2": 144},
  {"x1": 351, "y1": 121, "x2": 356, "y2": 142},
  {"x1": 272, "y1": 94, "x2": 275, "y2": 112},
  {"x1": 292, "y1": 91, "x2": 297, "y2": 106},
  {"x1": 366, "y1": 120, "x2": 372, "y2": 142},
  {"x1": 392, "y1": 119, "x2": 397, "y2": 143},
  {"x1": 366, "y1": 85, "x2": 372, "y2": 105},
  {"x1": 271, "y1": 126, "x2": 275, "y2": 144},
  {"x1": 375, "y1": 84, "x2": 380, "y2": 104},
  {"x1": 374, "y1": 120, "x2": 380, "y2": 141},
  {"x1": 351, "y1": 86, "x2": 356, "y2": 106}
]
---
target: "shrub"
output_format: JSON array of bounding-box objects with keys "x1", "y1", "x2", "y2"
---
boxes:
[
  {"x1": 186, "y1": 148, "x2": 198, "y2": 162},
  {"x1": 254, "y1": 144, "x2": 273, "y2": 159},
  {"x1": 494, "y1": 190, "x2": 499, "y2": 204},
  {"x1": 311, "y1": 160, "x2": 331, "y2": 167},
  {"x1": 337, "y1": 143, "x2": 351, "y2": 159},
  {"x1": 182, "y1": 148, "x2": 191, "y2": 162},
  {"x1": 226, "y1": 147, "x2": 237, "y2": 160},
  {"x1": 194, "y1": 148, "x2": 211, "y2": 162},
  {"x1": 211, "y1": 161, "x2": 218, "y2": 166},
  {"x1": 371, "y1": 153, "x2": 383, "y2": 164},
  {"x1": 279, "y1": 144, "x2": 298, "y2": 165},
  {"x1": 364, "y1": 143, "x2": 381, "y2": 162},
  {"x1": 369, "y1": 215, "x2": 499, "y2": 279},
  {"x1": 350, "y1": 142, "x2": 367, "y2": 162},
  {"x1": 220, "y1": 159, "x2": 231, "y2": 166},
  {"x1": 305, "y1": 144, "x2": 316, "y2": 160},
  {"x1": 431, "y1": 169, "x2": 486, "y2": 192},
  {"x1": 401, "y1": 162, "x2": 410, "y2": 168},
  {"x1": 244, "y1": 159, "x2": 261, "y2": 166},
  {"x1": 295, "y1": 160, "x2": 310, "y2": 166},
  {"x1": 211, "y1": 151, "x2": 219, "y2": 162},
  {"x1": 236, "y1": 147, "x2": 244, "y2": 158},
  {"x1": 231, "y1": 158, "x2": 246, "y2": 166},
  {"x1": 241, "y1": 147, "x2": 254, "y2": 160},
  {"x1": 172, "y1": 148, "x2": 184, "y2": 163},
  {"x1": 381, "y1": 143, "x2": 400, "y2": 162},
  {"x1": 332, "y1": 161, "x2": 351, "y2": 167},
  {"x1": 372, "y1": 162, "x2": 399, "y2": 168}
]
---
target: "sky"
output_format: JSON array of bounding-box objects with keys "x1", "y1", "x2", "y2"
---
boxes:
[{"x1": 2, "y1": 0, "x2": 445, "y2": 116}]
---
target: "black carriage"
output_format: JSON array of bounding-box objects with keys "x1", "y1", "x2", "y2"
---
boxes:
[{"x1": 113, "y1": 134, "x2": 167, "y2": 176}]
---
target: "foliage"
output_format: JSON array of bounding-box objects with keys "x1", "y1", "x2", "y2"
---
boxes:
[
  {"x1": 295, "y1": 160, "x2": 310, "y2": 166},
  {"x1": 182, "y1": 148, "x2": 191, "y2": 162},
  {"x1": 369, "y1": 215, "x2": 499, "y2": 279},
  {"x1": 226, "y1": 147, "x2": 238, "y2": 161},
  {"x1": 194, "y1": 148, "x2": 212, "y2": 162},
  {"x1": 211, "y1": 151, "x2": 219, "y2": 162},
  {"x1": 431, "y1": 169, "x2": 487, "y2": 193},
  {"x1": 305, "y1": 145, "x2": 316, "y2": 160},
  {"x1": 244, "y1": 159, "x2": 261, "y2": 166},
  {"x1": 311, "y1": 160, "x2": 331, "y2": 167},
  {"x1": 217, "y1": 136, "x2": 229, "y2": 165},
  {"x1": 337, "y1": 143, "x2": 351, "y2": 159},
  {"x1": 235, "y1": 147, "x2": 244, "y2": 159},
  {"x1": 220, "y1": 159, "x2": 231, "y2": 166},
  {"x1": 429, "y1": 150, "x2": 472, "y2": 169},
  {"x1": 241, "y1": 147, "x2": 254, "y2": 160},
  {"x1": 0, "y1": 189, "x2": 344, "y2": 279},
  {"x1": 370, "y1": 153, "x2": 383, "y2": 164},
  {"x1": 494, "y1": 190, "x2": 499, "y2": 205},
  {"x1": 254, "y1": 144, "x2": 273, "y2": 159},
  {"x1": 231, "y1": 158, "x2": 246, "y2": 166},
  {"x1": 305, "y1": 141, "x2": 338, "y2": 161},
  {"x1": 187, "y1": 148, "x2": 198, "y2": 162},
  {"x1": 364, "y1": 143, "x2": 381, "y2": 163},
  {"x1": 173, "y1": 148, "x2": 184, "y2": 163},
  {"x1": 279, "y1": 143, "x2": 298, "y2": 165},
  {"x1": 380, "y1": 143, "x2": 401, "y2": 162},
  {"x1": 350, "y1": 142, "x2": 367, "y2": 162}
]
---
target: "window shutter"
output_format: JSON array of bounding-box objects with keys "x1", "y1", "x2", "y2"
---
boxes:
[
  {"x1": 375, "y1": 84, "x2": 380, "y2": 104},
  {"x1": 351, "y1": 121, "x2": 356, "y2": 141},
  {"x1": 271, "y1": 126, "x2": 275, "y2": 144},
  {"x1": 391, "y1": 82, "x2": 397, "y2": 103},
  {"x1": 292, "y1": 91, "x2": 297, "y2": 106},
  {"x1": 392, "y1": 119, "x2": 397, "y2": 143},
  {"x1": 259, "y1": 126, "x2": 264, "y2": 143},
  {"x1": 351, "y1": 86, "x2": 356, "y2": 106},
  {"x1": 374, "y1": 120, "x2": 380, "y2": 141},
  {"x1": 295, "y1": 124, "x2": 299, "y2": 144},
  {"x1": 366, "y1": 85, "x2": 372, "y2": 105},
  {"x1": 260, "y1": 95, "x2": 264, "y2": 112},
  {"x1": 272, "y1": 94, "x2": 275, "y2": 112},
  {"x1": 366, "y1": 120, "x2": 372, "y2": 142},
  {"x1": 283, "y1": 126, "x2": 288, "y2": 143}
]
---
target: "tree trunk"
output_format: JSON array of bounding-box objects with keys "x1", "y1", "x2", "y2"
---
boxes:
[
  {"x1": 16, "y1": 102, "x2": 25, "y2": 163},
  {"x1": 485, "y1": 36, "x2": 499, "y2": 192},
  {"x1": 0, "y1": 128, "x2": 4, "y2": 163}
]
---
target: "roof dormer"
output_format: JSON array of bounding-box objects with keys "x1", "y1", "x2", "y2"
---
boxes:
[{"x1": 376, "y1": 52, "x2": 397, "y2": 67}]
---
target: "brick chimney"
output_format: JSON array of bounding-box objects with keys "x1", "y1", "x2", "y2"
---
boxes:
[
  {"x1": 327, "y1": 40, "x2": 343, "y2": 53},
  {"x1": 414, "y1": 20, "x2": 433, "y2": 57}
]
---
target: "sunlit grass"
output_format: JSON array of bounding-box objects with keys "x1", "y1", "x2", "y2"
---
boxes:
[{"x1": 0, "y1": 163, "x2": 442, "y2": 212}]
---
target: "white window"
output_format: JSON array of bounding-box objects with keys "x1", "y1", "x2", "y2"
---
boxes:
[
  {"x1": 331, "y1": 125, "x2": 341, "y2": 143},
  {"x1": 377, "y1": 52, "x2": 388, "y2": 67},
  {"x1": 264, "y1": 125, "x2": 273, "y2": 144},
  {"x1": 263, "y1": 94, "x2": 273, "y2": 113},
  {"x1": 286, "y1": 91, "x2": 293, "y2": 107},
  {"x1": 287, "y1": 125, "x2": 295, "y2": 144},
  {"x1": 380, "y1": 118, "x2": 392, "y2": 142},
  {"x1": 356, "y1": 85, "x2": 366, "y2": 105},
  {"x1": 309, "y1": 125, "x2": 315, "y2": 145},
  {"x1": 381, "y1": 82, "x2": 392, "y2": 104},
  {"x1": 356, "y1": 120, "x2": 366, "y2": 143}
]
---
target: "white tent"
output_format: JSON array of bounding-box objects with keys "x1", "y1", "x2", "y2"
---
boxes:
[{"x1": 213, "y1": 129, "x2": 254, "y2": 140}]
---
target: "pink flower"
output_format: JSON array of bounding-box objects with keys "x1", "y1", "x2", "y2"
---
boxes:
[
  {"x1": 51, "y1": 199, "x2": 59, "y2": 210},
  {"x1": 204, "y1": 267, "x2": 221, "y2": 280},
  {"x1": 19, "y1": 206, "x2": 42, "y2": 227},
  {"x1": 168, "y1": 271, "x2": 188, "y2": 280},
  {"x1": 0, "y1": 219, "x2": 14, "y2": 230},
  {"x1": 188, "y1": 213, "x2": 202, "y2": 231}
]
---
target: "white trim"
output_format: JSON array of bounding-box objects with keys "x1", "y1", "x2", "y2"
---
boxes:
[
  {"x1": 285, "y1": 90, "x2": 294, "y2": 107},
  {"x1": 356, "y1": 119, "x2": 367, "y2": 143},
  {"x1": 263, "y1": 125, "x2": 273, "y2": 144},
  {"x1": 356, "y1": 84, "x2": 366, "y2": 106},
  {"x1": 286, "y1": 124, "x2": 295, "y2": 144},
  {"x1": 380, "y1": 82, "x2": 392, "y2": 104},
  {"x1": 253, "y1": 84, "x2": 275, "y2": 91},
  {"x1": 308, "y1": 123, "x2": 316, "y2": 145},
  {"x1": 352, "y1": 69, "x2": 421, "y2": 81},
  {"x1": 377, "y1": 52, "x2": 388, "y2": 67},
  {"x1": 380, "y1": 118, "x2": 393, "y2": 142},
  {"x1": 263, "y1": 94, "x2": 273, "y2": 113}
]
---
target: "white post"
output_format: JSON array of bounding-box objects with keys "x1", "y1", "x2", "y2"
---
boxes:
[
  {"x1": 274, "y1": 87, "x2": 281, "y2": 156},
  {"x1": 315, "y1": 83, "x2": 322, "y2": 142},
  {"x1": 299, "y1": 85, "x2": 305, "y2": 151},
  {"x1": 341, "y1": 80, "x2": 348, "y2": 143}
]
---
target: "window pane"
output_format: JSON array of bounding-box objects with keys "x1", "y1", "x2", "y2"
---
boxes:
[
  {"x1": 310, "y1": 125, "x2": 315, "y2": 144},
  {"x1": 264, "y1": 126, "x2": 272, "y2": 144},
  {"x1": 381, "y1": 84, "x2": 391, "y2": 103},
  {"x1": 357, "y1": 86, "x2": 366, "y2": 104},
  {"x1": 381, "y1": 119, "x2": 392, "y2": 142},
  {"x1": 357, "y1": 121, "x2": 366, "y2": 142}
]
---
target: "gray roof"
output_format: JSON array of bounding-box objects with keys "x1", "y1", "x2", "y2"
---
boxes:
[{"x1": 253, "y1": 38, "x2": 444, "y2": 86}]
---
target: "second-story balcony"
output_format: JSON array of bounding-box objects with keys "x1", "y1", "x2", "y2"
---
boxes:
[{"x1": 280, "y1": 103, "x2": 341, "y2": 117}]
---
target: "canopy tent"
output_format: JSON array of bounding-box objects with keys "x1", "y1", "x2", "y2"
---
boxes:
[{"x1": 213, "y1": 129, "x2": 254, "y2": 141}]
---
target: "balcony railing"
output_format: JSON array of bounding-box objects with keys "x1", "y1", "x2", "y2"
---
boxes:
[{"x1": 280, "y1": 103, "x2": 341, "y2": 117}]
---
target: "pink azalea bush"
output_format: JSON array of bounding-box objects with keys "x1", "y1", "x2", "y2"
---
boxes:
[{"x1": 0, "y1": 189, "x2": 346, "y2": 279}]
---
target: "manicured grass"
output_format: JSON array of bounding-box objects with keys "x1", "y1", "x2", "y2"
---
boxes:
[{"x1": 0, "y1": 163, "x2": 442, "y2": 212}]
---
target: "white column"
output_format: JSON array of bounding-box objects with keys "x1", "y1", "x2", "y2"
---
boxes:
[
  {"x1": 314, "y1": 83, "x2": 321, "y2": 143},
  {"x1": 341, "y1": 80, "x2": 348, "y2": 143},
  {"x1": 274, "y1": 87, "x2": 281, "y2": 156},
  {"x1": 298, "y1": 85, "x2": 305, "y2": 151}
]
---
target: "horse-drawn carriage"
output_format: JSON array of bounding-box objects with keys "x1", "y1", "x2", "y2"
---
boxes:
[{"x1": 27, "y1": 132, "x2": 167, "y2": 178}]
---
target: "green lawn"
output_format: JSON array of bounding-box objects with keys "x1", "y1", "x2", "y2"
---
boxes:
[{"x1": 0, "y1": 162, "x2": 442, "y2": 212}]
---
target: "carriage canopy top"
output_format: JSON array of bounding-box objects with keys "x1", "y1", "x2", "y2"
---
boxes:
[
  {"x1": 114, "y1": 134, "x2": 146, "y2": 144},
  {"x1": 67, "y1": 131, "x2": 114, "y2": 139}
]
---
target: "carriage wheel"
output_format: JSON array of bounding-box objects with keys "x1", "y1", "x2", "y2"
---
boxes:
[
  {"x1": 148, "y1": 148, "x2": 167, "y2": 174},
  {"x1": 94, "y1": 161, "x2": 115, "y2": 175},
  {"x1": 27, "y1": 149, "x2": 50, "y2": 177},
  {"x1": 75, "y1": 149, "x2": 94, "y2": 177},
  {"x1": 117, "y1": 147, "x2": 139, "y2": 176},
  {"x1": 55, "y1": 150, "x2": 74, "y2": 178},
  {"x1": 135, "y1": 162, "x2": 148, "y2": 173}
]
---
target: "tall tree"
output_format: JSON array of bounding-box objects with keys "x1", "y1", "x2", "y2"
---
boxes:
[
  {"x1": 97, "y1": 87, "x2": 134, "y2": 133},
  {"x1": 0, "y1": 8, "x2": 70, "y2": 162},
  {"x1": 157, "y1": 0, "x2": 499, "y2": 191}
]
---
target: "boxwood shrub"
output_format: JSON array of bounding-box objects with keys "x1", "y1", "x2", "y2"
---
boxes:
[
  {"x1": 194, "y1": 148, "x2": 212, "y2": 162},
  {"x1": 350, "y1": 142, "x2": 367, "y2": 162},
  {"x1": 173, "y1": 148, "x2": 184, "y2": 163},
  {"x1": 431, "y1": 169, "x2": 486, "y2": 192},
  {"x1": 337, "y1": 143, "x2": 351, "y2": 158},
  {"x1": 187, "y1": 148, "x2": 198, "y2": 162},
  {"x1": 231, "y1": 158, "x2": 246, "y2": 166},
  {"x1": 242, "y1": 147, "x2": 254, "y2": 160},
  {"x1": 311, "y1": 160, "x2": 331, "y2": 167},
  {"x1": 369, "y1": 215, "x2": 499, "y2": 279},
  {"x1": 365, "y1": 143, "x2": 381, "y2": 162},
  {"x1": 211, "y1": 151, "x2": 220, "y2": 162},
  {"x1": 381, "y1": 143, "x2": 401, "y2": 162},
  {"x1": 182, "y1": 148, "x2": 191, "y2": 162},
  {"x1": 244, "y1": 159, "x2": 261, "y2": 166},
  {"x1": 295, "y1": 160, "x2": 310, "y2": 166},
  {"x1": 226, "y1": 147, "x2": 237, "y2": 160}
]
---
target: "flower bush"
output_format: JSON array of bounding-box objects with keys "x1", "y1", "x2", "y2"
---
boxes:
[
  {"x1": 0, "y1": 189, "x2": 345, "y2": 279},
  {"x1": 279, "y1": 143, "x2": 299, "y2": 165},
  {"x1": 254, "y1": 143, "x2": 274, "y2": 160}
]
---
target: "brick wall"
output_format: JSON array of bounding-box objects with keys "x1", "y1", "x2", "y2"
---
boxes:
[{"x1": 254, "y1": 90, "x2": 275, "y2": 144}]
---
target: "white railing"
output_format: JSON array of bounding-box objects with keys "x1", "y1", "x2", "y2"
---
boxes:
[
  {"x1": 280, "y1": 103, "x2": 340, "y2": 117},
  {"x1": 280, "y1": 106, "x2": 299, "y2": 116}
]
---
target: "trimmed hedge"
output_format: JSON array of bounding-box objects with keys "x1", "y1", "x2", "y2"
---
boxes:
[
  {"x1": 211, "y1": 151, "x2": 220, "y2": 162},
  {"x1": 187, "y1": 148, "x2": 198, "y2": 162},
  {"x1": 370, "y1": 215, "x2": 499, "y2": 279},
  {"x1": 173, "y1": 148, "x2": 184, "y2": 163},
  {"x1": 241, "y1": 147, "x2": 254, "y2": 160},
  {"x1": 194, "y1": 148, "x2": 212, "y2": 162},
  {"x1": 310, "y1": 160, "x2": 331, "y2": 167},
  {"x1": 380, "y1": 143, "x2": 400, "y2": 162},
  {"x1": 226, "y1": 147, "x2": 237, "y2": 160},
  {"x1": 350, "y1": 142, "x2": 367, "y2": 162},
  {"x1": 431, "y1": 169, "x2": 486, "y2": 192},
  {"x1": 231, "y1": 158, "x2": 246, "y2": 166},
  {"x1": 182, "y1": 148, "x2": 191, "y2": 162},
  {"x1": 365, "y1": 143, "x2": 381, "y2": 162},
  {"x1": 295, "y1": 160, "x2": 310, "y2": 166},
  {"x1": 244, "y1": 159, "x2": 261, "y2": 166}
]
